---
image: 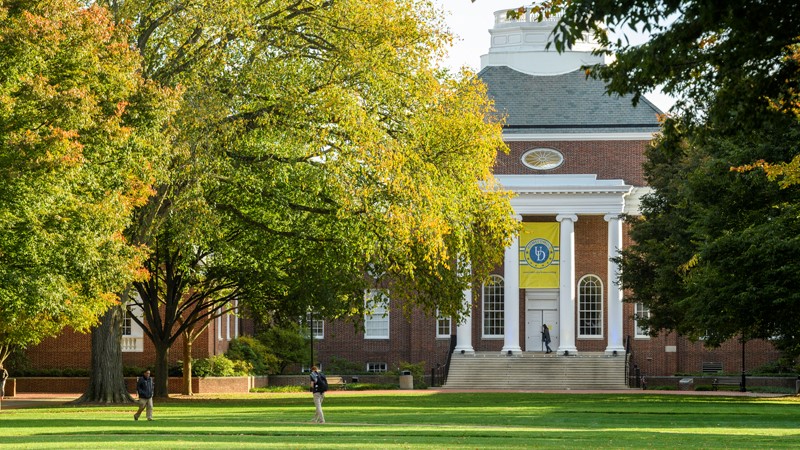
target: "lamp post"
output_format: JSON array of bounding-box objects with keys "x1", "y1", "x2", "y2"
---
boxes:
[
  {"x1": 740, "y1": 339, "x2": 747, "y2": 392},
  {"x1": 308, "y1": 309, "x2": 314, "y2": 370}
]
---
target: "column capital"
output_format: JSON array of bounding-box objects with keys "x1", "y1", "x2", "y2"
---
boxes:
[
  {"x1": 556, "y1": 214, "x2": 578, "y2": 223},
  {"x1": 604, "y1": 213, "x2": 623, "y2": 222}
]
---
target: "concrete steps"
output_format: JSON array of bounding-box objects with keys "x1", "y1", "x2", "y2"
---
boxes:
[{"x1": 442, "y1": 352, "x2": 629, "y2": 390}]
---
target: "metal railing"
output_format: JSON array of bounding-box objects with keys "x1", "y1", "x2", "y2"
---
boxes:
[
  {"x1": 625, "y1": 335, "x2": 646, "y2": 389},
  {"x1": 430, "y1": 334, "x2": 457, "y2": 387}
]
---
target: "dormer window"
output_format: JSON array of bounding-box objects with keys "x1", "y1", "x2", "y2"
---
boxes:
[{"x1": 521, "y1": 148, "x2": 564, "y2": 170}]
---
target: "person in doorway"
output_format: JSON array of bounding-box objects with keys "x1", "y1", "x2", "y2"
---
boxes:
[
  {"x1": 542, "y1": 324, "x2": 553, "y2": 354},
  {"x1": 309, "y1": 365, "x2": 325, "y2": 424},
  {"x1": 134, "y1": 369, "x2": 154, "y2": 421}
]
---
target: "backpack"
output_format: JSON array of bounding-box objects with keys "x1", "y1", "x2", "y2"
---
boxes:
[{"x1": 315, "y1": 373, "x2": 328, "y2": 393}]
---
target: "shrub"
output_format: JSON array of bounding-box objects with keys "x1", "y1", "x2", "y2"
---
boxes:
[
  {"x1": 750, "y1": 359, "x2": 799, "y2": 377},
  {"x1": 326, "y1": 356, "x2": 364, "y2": 374},
  {"x1": 258, "y1": 323, "x2": 308, "y2": 374},
  {"x1": 193, "y1": 355, "x2": 251, "y2": 377},
  {"x1": 225, "y1": 336, "x2": 276, "y2": 375}
]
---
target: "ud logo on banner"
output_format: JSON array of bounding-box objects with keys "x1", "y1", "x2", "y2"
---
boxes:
[{"x1": 519, "y1": 223, "x2": 560, "y2": 288}]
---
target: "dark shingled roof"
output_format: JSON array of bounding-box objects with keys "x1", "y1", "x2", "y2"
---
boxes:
[{"x1": 478, "y1": 66, "x2": 662, "y2": 134}]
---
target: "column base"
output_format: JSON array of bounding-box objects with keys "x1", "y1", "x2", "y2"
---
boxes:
[
  {"x1": 500, "y1": 346, "x2": 522, "y2": 356},
  {"x1": 604, "y1": 346, "x2": 626, "y2": 356},
  {"x1": 557, "y1": 346, "x2": 578, "y2": 356},
  {"x1": 453, "y1": 347, "x2": 475, "y2": 355}
]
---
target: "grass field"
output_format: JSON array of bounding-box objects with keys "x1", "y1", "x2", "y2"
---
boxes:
[{"x1": 1, "y1": 392, "x2": 799, "y2": 449}]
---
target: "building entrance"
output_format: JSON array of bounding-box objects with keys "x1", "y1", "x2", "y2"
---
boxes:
[{"x1": 525, "y1": 290, "x2": 559, "y2": 352}]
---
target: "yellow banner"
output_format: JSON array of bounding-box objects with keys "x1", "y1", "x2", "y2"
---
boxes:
[{"x1": 519, "y1": 222, "x2": 560, "y2": 288}]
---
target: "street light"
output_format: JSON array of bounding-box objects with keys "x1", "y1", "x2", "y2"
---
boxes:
[
  {"x1": 308, "y1": 309, "x2": 314, "y2": 371},
  {"x1": 740, "y1": 339, "x2": 747, "y2": 392}
]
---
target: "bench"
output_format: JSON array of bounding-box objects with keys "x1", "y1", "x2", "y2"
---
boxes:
[
  {"x1": 712, "y1": 377, "x2": 742, "y2": 391},
  {"x1": 702, "y1": 362, "x2": 723, "y2": 374}
]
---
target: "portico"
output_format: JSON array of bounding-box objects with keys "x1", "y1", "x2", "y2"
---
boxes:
[{"x1": 455, "y1": 174, "x2": 638, "y2": 356}]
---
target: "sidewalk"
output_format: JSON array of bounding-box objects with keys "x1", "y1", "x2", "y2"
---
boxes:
[
  {"x1": 0, "y1": 388, "x2": 788, "y2": 411},
  {"x1": 0, "y1": 393, "x2": 81, "y2": 410}
]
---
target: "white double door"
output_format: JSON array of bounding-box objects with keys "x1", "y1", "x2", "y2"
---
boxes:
[{"x1": 525, "y1": 290, "x2": 559, "y2": 352}]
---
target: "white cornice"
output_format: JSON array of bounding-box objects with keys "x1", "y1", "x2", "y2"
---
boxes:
[
  {"x1": 495, "y1": 174, "x2": 634, "y2": 215},
  {"x1": 503, "y1": 132, "x2": 658, "y2": 142}
]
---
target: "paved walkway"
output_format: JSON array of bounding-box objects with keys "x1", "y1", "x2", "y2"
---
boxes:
[
  {"x1": 0, "y1": 388, "x2": 789, "y2": 411},
  {"x1": 1, "y1": 393, "x2": 82, "y2": 410}
]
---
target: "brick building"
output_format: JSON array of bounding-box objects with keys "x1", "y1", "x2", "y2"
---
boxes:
[
  {"x1": 311, "y1": 8, "x2": 780, "y2": 380},
  {"x1": 23, "y1": 8, "x2": 779, "y2": 382},
  {"x1": 25, "y1": 303, "x2": 249, "y2": 371}
]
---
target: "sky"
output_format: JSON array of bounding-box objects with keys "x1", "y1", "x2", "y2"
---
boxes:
[{"x1": 434, "y1": 0, "x2": 676, "y2": 112}]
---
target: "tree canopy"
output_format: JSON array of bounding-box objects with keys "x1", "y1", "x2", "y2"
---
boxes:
[
  {"x1": 0, "y1": 0, "x2": 175, "y2": 365},
  {"x1": 527, "y1": 0, "x2": 800, "y2": 356},
  {"x1": 69, "y1": 0, "x2": 518, "y2": 400}
]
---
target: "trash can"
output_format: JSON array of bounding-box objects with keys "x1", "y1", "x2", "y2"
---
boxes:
[
  {"x1": 399, "y1": 370, "x2": 413, "y2": 390},
  {"x1": 679, "y1": 377, "x2": 694, "y2": 391}
]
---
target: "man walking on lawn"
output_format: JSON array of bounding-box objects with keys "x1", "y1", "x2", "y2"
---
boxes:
[{"x1": 134, "y1": 369, "x2": 154, "y2": 421}]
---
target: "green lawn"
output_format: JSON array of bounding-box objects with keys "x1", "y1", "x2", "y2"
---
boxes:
[{"x1": 1, "y1": 392, "x2": 799, "y2": 449}]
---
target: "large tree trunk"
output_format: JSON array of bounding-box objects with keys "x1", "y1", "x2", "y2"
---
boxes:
[
  {"x1": 153, "y1": 341, "x2": 170, "y2": 398},
  {"x1": 182, "y1": 334, "x2": 193, "y2": 396},
  {"x1": 74, "y1": 305, "x2": 133, "y2": 404}
]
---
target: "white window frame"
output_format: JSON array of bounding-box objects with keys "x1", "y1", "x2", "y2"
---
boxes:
[
  {"x1": 364, "y1": 289, "x2": 390, "y2": 339},
  {"x1": 234, "y1": 299, "x2": 240, "y2": 339},
  {"x1": 578, "y1": 275, "x2": 603, "y2": 338},
  {"x1": 312, "y1": 318, "x2": 324, "y2": 340},
  {"x1": 217, "y1": 315, "x2": 223, "y2": 341},
  {"x1": 366, "y1": 362, "x2": 388, "y2": 373},
  {"x1": 482, "y1": 275, "x2": 505, "y2": 338},
  {"x1": 226, "y1": 311, "x2": 231, "y2": 341},
  {"x1": 634, "y1": 302, "x2": 651, "y2": 338},
  {"x1": 436, "y1": 310, "x2": 451, "y2": 339},
  {"x1": 121, "y1": 302, "x2": 144, "y2": 352}
]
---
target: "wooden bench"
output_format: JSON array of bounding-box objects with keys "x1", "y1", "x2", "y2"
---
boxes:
[{"x1": 712, "y1": 377, "x2": 742, "y2": 391}]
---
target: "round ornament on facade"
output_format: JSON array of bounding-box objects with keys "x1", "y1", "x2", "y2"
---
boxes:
[{"x1": 521, "y1": 148, "x2": 564, "y2": 170}]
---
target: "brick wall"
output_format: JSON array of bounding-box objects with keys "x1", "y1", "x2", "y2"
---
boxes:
[
  {"x1": 496, "y1": 140, "x2": 648, "y2": 186},
  {"x1": 23, "y1": 315, "x2": 247, "y2": 372},
  {"x1": 12, "y1": 376, "x2": 259, "y2": 394},
  {"x1": 314, "y1": 305, "x2": 452, "y2": 374}
]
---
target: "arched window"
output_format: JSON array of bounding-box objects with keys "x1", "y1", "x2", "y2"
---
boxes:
[
  {"x1": 482, "y1": 275, "x2": 504, "y2": 337},
  {"x1": 578, "y1": 275, "x2": 603, "y2": 337}
]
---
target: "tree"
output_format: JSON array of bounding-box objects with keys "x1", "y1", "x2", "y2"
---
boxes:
[
  {"x1": 128, "y1": 225, "x2": 238, "y2": 397},
  {"x1": 526, "y1": 1, "x2": 800, "y2": 355},
  {"x1": 0, "y1": 0, "x2": 174, "y2": 370},
  {"x1": 81, "y1": 0, "x2": 516, "y2": 401}
]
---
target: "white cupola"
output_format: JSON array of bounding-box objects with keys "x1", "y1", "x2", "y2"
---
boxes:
[{"x1": 480, "y1": 7, "x2": 607, "y2": 76}]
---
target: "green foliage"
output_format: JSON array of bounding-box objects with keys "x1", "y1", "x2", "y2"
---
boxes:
[
  {"x1": 250, "y1": 385, "x2": 308, "y2": 393},
  {"x1": 537, "y1": 1, "x2": 800, "y2": 357},
  {"x1": 192, "y1": 355, "x2": 251, "y2": 377},
  {"x1": 395, "y1": 361, "x2": 426, "y2": 380},
  {"x1": 0, "y1": 0, "x2": 175, "y2": 363},
  {"x1": 325, "y1": 356, "x2": 365, "y2": 374},
  {"x1": 259, "y1": 323, "x2": 309, "y2": 374},
  {"x1": 750, "y1": 359, "x2": 800, "y2": 376},
  {"x1": 396, "y1": 361, "x2": 428, "y2": 389},
  {"x1": 225, "y1": 336, "x2": 278, "y2": 375}
]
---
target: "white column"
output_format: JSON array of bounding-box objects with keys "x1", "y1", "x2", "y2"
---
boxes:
[
  {"x1": 556, "y1": 214, "x2": 578, "y2": 355},
  {"x1": 604, "y1": 214, "x2": 626, "y2": 355},
  {"x1": 454, "y1": 286, "x2": 474, "y2": 354},
  {"x1": 501, "y1": 215, "x2": 523, "y2": 355}
]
